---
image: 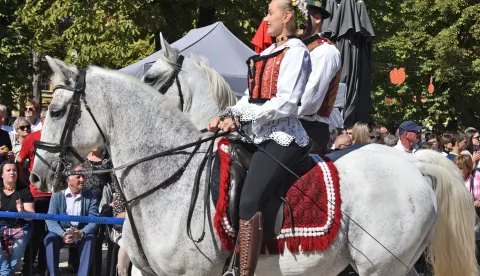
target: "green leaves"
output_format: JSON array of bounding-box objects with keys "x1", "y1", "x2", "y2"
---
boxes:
[{"x1": 370, "y1": 0, "x2": 480, "y2": 130}]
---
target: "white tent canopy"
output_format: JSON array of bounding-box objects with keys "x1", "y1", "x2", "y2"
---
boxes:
[{"x1": 120, "y1": 22, "x2": 255, "y2": 97}]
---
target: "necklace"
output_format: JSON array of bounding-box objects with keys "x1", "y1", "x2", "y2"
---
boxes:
[
  {"x1": 3, "y1": 185, "x2": 15, "y2": 192},
  {"x1": 275, "y1": 35, "x2": 296, "y2": 43}
]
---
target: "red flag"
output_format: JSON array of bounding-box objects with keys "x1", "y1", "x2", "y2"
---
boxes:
[{"x1": 252, "y1": 21, "x2": 273, "y2": 54}]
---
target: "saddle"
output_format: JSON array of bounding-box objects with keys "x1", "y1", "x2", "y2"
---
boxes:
[
  {"x1": 211, "y1": 138, "x2": 343, "y2": 254},
  {"x1": 212, "y1": 139, "x2": 253, "y2": 232}
]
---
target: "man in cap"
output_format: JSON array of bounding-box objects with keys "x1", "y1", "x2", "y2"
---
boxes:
[
  {"x1": 297, "y1": 0, "x2": 342, "y2": 154},
  {"x1": 394, "y1": 120, "x2": 423, "y2": 153}
]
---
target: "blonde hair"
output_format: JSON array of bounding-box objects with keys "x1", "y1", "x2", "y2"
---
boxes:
[
  {"x1": 352, "y1": 122, "x2": 370, "y2": 144},
  {"x1": 454, "y1": 154, "x2": 474, "y2": 173},
  {"x1": 273, "y1": 0, "x2": 298, "y2": 33}
]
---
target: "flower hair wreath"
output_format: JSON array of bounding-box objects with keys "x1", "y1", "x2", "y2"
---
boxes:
[{"x1": 291, "y1": 0, "x2": 309, "y2": 20}]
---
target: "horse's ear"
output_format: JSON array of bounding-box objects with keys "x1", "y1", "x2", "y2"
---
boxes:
[
  {"x1": 160, "y1": 33, "x2": 174, "y2": 59},
  {"x1": 45, "y1": 56, "x2": 78, "y2": 84}
]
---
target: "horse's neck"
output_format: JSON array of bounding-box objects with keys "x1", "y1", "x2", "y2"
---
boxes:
[
  {"x1": 87, "y1": 71, "x2": 202, "y2": 188},
  {"x1": 182, "y1": 61, "x2": 223, "y2": 129}
]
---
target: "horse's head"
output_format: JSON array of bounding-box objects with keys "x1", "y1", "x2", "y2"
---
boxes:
[
  {"x1": 30, "y1": 56, "x2": 105, "y2": 193},
  {"x1": 142, "y1": 34, "x2": 185, "y2": 108},
  {"x1": 142, "y1": 34, "x2": 237, "y2": 129}
]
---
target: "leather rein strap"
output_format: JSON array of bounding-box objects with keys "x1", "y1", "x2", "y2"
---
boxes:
[{"x1": 159, "y1": 55, "x2": 185, "y2": 111}]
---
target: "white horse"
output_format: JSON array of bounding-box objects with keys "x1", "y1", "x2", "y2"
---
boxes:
[
  {"x1": 30, "y1": 57, "x2": 478, "y2": 276},
  {"x1": 142, "y1": 35, "x2": 237, "y2": 130}
]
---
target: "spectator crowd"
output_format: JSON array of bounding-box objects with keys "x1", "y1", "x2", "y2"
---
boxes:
[
  {"x1": 0, "y1": 100, "x2": 478, "y2": 276},
  {"x1": 0, "y1": 101, "x2": 128, "y2": 276}
]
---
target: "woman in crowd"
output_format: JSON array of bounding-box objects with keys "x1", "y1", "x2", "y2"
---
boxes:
[
  {"x1": 0, "y1": 160, "x2": 35, "y2": 275},
  {"x1": 11, "y1": 118, "x2": 31, "y2": 159},
  {"x1": 351, "y1": 122, "x2": 370, "y2": 144},
  {"x1": 464, "y1": 128, "x2": 480, "y2": 166},
  {"x1": 369, "y1": 130, "x2": 384, "y2": 145},
  {"x1": 439, "y1": 133, "x2": 453, "y2": 157}
]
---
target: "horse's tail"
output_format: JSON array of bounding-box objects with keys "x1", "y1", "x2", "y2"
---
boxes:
[{"x1": 414, "y1": 150, "x2": 478, "y2": 276}]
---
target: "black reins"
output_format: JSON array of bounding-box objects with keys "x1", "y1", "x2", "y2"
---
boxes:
[{"x1": 158, "y1": 55, "x2": 185, "y2": 111}]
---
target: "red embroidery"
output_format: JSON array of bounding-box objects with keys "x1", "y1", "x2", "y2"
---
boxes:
[
  {"x1": 248, "y1": 49, "x2": 288, "y2": 102},
  {"x1": 213, "y1": 139, "x2": 342, "y2": 255}
]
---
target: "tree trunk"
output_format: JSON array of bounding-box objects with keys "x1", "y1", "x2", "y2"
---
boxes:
[
  {"x1": 31, "y1": 48, "x2": 41, "y2": 103},
  {"x1": 197, "y1": 5, "x2": 216, "y2": 28}
]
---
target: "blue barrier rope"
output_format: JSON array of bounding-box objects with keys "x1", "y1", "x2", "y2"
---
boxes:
[{"x1": 0, "y1": 211, "x2": 124, "y2": 225}]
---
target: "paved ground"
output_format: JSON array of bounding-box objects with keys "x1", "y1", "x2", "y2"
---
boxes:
[{"x1": 15, "y1": 244, "x2": 109, "y2": 276}]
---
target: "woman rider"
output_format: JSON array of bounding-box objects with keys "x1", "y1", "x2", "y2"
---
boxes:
[{"x1": 207, "y1": 0, "x2": 312, "y2": 275}]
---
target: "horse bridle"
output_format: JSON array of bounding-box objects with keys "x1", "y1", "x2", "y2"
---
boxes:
[
  {"x1": 33, "y1": 69, "x2": 224, "y2": 276},
  {"x1": 35, "y1": 70, "x2": 107, "y2": 181},
  {"x1": 158, "y1": 54, "x2": 185, "y2": 111}
]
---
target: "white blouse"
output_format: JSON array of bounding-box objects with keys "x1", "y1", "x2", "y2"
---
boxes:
[
  {"x1": 224, "y1": 38, "x2": 311, "y2": 147},
  {"x1": 297, "y1": 34, "x2": 342, "y2": 124}
]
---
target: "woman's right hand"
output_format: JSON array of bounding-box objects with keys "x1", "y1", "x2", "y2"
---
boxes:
[{"x1": 206, "y1": 117, "x2": 221, "y2": 132}]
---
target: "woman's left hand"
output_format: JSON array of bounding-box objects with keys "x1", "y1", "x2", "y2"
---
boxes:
[
  {"x1": 218, "y1": 117, "x2": 239, "y2": 132},
  {"x1": 16, "y1": 199, "x2": 23, "y2": 212}
]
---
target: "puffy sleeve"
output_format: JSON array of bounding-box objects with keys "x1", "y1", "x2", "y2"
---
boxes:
[
  {"x1": 297, "y1": 44, "x2": 341, "y2": 117},
  {"x1": 224, "y1": 45, "x2": 312, "y2": 127}
]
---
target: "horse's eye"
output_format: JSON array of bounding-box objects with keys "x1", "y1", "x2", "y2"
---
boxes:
[{"x1": 50, "y1": 109, "x2": 64, "y2": 118}]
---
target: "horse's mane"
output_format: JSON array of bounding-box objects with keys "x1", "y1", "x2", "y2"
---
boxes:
[
  {"x1": 88, "y1": 66, "x2": 201, "y2": 136},
  {"x1": 161, "y1": 48, "x2": 237, "y2": 110}
]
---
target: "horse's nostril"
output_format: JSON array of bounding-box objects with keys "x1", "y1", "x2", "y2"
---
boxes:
[
  {"x1": 144, "y1": 76, "x2": 156, "y2": 85},
  {"x1": 29, "y1": 173, "x2": 40, "y2": 185}
]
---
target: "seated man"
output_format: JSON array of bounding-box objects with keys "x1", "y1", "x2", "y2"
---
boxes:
[{"x1": 44, "y1": 165, "x2": 98, "y2": 276}]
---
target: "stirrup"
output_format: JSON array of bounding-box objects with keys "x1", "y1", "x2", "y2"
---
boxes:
[{"x1": 223, "y1": 238, "x2": 239, "y2": 276}]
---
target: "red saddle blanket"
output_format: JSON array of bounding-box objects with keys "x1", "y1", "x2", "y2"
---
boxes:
[{"x1": 214, "y1": 138, "x2": 342, "y2": 255}]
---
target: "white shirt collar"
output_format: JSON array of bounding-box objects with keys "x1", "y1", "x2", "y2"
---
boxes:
[
  {"x1": 263, "y1": 38, "x2": 304, "y2": 55},
  {"x1": 395, "y1": 139, "x2": 418, "y2": 153},
  {"x1": 65, "y1": 187, "x2": 82, "y2": 199}
]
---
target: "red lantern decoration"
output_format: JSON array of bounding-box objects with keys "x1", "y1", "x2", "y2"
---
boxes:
[
  {"x1": 390, "y1": 68, "x2": 406, "y2": 85},
  {"x1": 428, "y1": 76, "x2": 434, "y2": 94},
  {"x1": 385, "y1": 97, "x2": 392, "y2": 105},
  {"x1": 413, "y1": 96, "x2": 417, "y2": 103}
]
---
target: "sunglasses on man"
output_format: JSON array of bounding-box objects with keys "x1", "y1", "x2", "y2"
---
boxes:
[
  {"x1": 370, "y1": 135, "x2": 382, "y2": 140},
  {"x1": 18, "y1": 125, "x2": 31, "y2": 131},
  {"x1": 25, "y1": 107, "x2": 35, "y2": 112}
]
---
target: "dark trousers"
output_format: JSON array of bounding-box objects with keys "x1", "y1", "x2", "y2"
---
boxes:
[
  {"x1": 22, "y1": 196, "x2": 50, "y2": 273},
  {"x1": 44, "y1": 232, "x2": 96, "y2": 276},
  {"x1": 239, "y1": 140, "x2": 312, "y2": 220},
  {"x1": 300, "y1": 120, "x2": 330, "y2": 154}
]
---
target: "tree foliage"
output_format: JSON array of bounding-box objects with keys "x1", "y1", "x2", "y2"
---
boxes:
[
  {"x1": 0, "y1": 0, "x2": 30, "y2": 107},
  {"x1": 0, "y1": 0, "x2": 478, "y2": 130},
  {"x1": 369, "y1": 0, "x2": 480, "y2": 130}
]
